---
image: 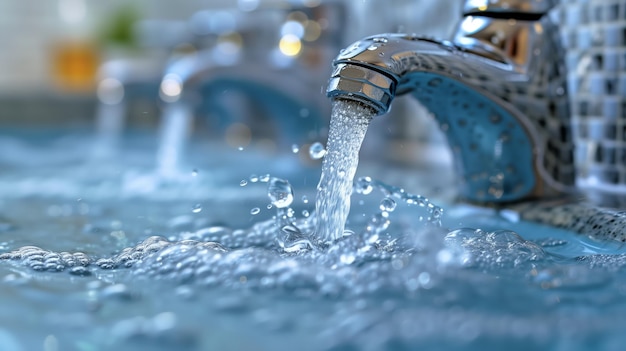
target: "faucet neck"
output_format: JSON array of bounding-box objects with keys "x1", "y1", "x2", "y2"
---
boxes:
[{"x1": 452, "y1": 4, "x2": 561, "y2": 77}]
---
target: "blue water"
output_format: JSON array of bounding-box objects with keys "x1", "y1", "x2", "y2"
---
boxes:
[{"x1": 2, "y1": 130, "x2": 626, "y2": 351}]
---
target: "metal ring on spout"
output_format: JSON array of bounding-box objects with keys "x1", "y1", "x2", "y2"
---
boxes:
[{"x1": 327, "y1": 63, "x2": 396, "y2": 115}]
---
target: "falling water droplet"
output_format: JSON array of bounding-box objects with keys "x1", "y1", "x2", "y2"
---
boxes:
[
  {"x1": 302, "y1": 210, "x2": 310, "y2": 217},
  {"x1": 191, "y1": 169, "x2": 198, "y2": 177},
  {"x1": 355, "y1": 176, "x2": 373, "y2": 195},
  {"x1": 267, "y1": 178, "x2": 294, "y2": 209},
  {"x1": 379, "y1": 197, "x2": 397, "y2": 212},
  {"x1": 291, "y1": 144, "x2": 300, "y2": 154},
  {"x1": 192, "y1": 204, "x2": 202, "y2": 213},
  {"x1": 301, "y1": 195, "x2": 309, "y2": 204},
  {"x1": 250, "y1": 207, "x2": 260, "y2": 215},
  {"x1": 309, "y1": 142, "x2": 326, "y2": 159},
  {"x1": 260, "y1": 174, "x2": 271, "y2": 183},
  {"x1": 249, "y1": 174, "x2": 259, "y2": 183}
]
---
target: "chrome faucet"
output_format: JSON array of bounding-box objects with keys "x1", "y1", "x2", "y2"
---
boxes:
[{"x1": 327, "y1": 0, "x2": 577, "y2": 204}]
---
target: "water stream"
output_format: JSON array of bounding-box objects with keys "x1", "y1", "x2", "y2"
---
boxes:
[{"x1": 315, "y1": 100, "x2": 374, "y2": 243}]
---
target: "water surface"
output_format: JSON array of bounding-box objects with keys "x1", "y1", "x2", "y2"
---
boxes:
[{"x1": 1, "y1": 130, "x2": 626, "y2": 351}]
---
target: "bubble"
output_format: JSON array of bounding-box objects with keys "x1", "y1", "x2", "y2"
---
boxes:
[
  {"x1": 354, "y1": 176, "x2": 373, "y2": 195},
  {"x1": 309, "y1": 142, "x2": 326, "y2": 159},
  {"x1": 418, "y1": 272, "x2": 431, "y2": 287},
  {"x1": 267, "y1": 178, "x2": 294, "y2": 209},
  {"x1": 379, "y1": 197, "x2": 396, "y2": 212},
  {"x1": 250, "y1": 207, "x2": 261, "y2": 215},
  {"x1": 192, "y1": 204, "x2": 202, "y2": 213}
]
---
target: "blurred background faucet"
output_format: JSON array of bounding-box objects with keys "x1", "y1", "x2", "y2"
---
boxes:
[{"x1": 154, "y1": 1, "x2": 346, "y2": 176}]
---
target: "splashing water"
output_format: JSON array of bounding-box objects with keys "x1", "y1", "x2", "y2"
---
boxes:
[
  {"x1": 4, "y1": 127, "x2": 626, "y2": 351},
  {"x1": 315, "y1": 100, "x2": 374, "y2": 243}
]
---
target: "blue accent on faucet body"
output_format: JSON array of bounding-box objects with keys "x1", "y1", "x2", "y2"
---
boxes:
[{"x1": 411, "y1": 72, "x2": 535, "y2": 202}]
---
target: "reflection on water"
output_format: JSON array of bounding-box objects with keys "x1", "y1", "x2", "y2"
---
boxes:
[{"x1": 1, "y1": 131, "x2": 626, "y2": 351}]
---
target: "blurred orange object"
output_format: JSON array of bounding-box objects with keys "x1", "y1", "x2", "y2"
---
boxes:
[{"x1": 51, "y1": 40, "x2": 100, "y2": 92}]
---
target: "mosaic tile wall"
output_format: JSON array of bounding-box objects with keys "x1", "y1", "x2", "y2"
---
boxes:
[{"x1": 560, "y1": 0, "x2": 626, "y2": 190}]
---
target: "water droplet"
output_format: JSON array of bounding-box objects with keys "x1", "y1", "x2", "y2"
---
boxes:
[
  {"x1": 490, "y1": 114, "x2": 502, "y2": 124},
  {"x1": 240, "y1": 180, "x2": 248, "y2": 187},
  {"x1": 337, "y1": 169, "x2": 346, "y2": 178},
  {"x1": 191, "y1": 169, "x2": 198, "y2": 177},
  {"x1": 427, "y1": 78, "x2": 442, "y2": 87},
  {"x1": 378, "y1": 52, "x2": 385, "y2": 57},
  {"x1": 499, "y1": 132, "x2": 511, "y2": 142},
  {"x1": 291, "y1": 144, "x2": 300, "y2": 153},
  {"x1": 267, "y1": 204, "x2": 273, "y2": 210},
  {"x1": 267, "y1": 178, "x2": 294, "y2": 209},
  {"x1": 373, "y1": 37, "x2": 388, "y2": 43},
  {"x1": 249, "y1": 174, "x2": 259, "y2": 183},
  {"x1": 192, "y1": 204, "x2": 202, "y2": 213},
  {"x1": 260, "y1": 174, "x2": 271, "y2": 183},
  {"x1": 355, "y1": 176, "x2": 373, "y2": 195},
  {"x1": 418, "y1": 272, "x2": 431, "y2": 286},
  {"x1": 302, "y1": 210, "x2": 310, "y2": 217},
  {"x1": 309, "y1": 142, "x2": 326, "y2": 159},
  {"x1": 379, "y1": 197, "x2": 397, "y2": 212},
  {"x1": 238, "y1": 146, "x2": 244, "y2": 151},
  {"x1": 301, "y1": 195, "x2": 309, "y2": 204},
  {"x1": 250, "y1": 207, "x2": 260, "y2": 215},
  {"x1": 367, "y1": 45, "x2": 378, "y2": 51}
]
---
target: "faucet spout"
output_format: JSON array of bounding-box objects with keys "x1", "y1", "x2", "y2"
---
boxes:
[{"x1": 327, "y1": 8, "x2": 576, "y2": 204}]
